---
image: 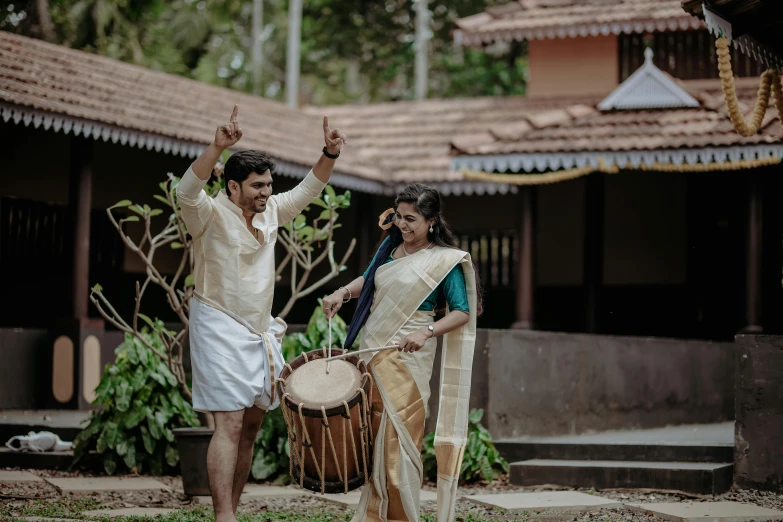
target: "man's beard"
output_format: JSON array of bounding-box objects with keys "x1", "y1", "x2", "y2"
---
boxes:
[{"x1": 239, "y1": 186, "x2": 267, "y2": 213}]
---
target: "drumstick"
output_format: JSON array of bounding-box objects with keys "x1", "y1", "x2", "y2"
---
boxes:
[
  {"x1": 323, "y1": 344, "x2": 399, "y2": 362},
  {"x1": 327, "y1": 316, "x2": 332, "y2": 374}
]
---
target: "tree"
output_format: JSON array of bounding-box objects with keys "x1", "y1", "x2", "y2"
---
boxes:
[{"x1": 3, "y1": 0, "x2": 526, "y2": 102}]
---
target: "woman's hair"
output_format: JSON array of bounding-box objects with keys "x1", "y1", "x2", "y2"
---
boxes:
[
  {"x1": 344, "y1": 183, "x2": 484, "y2": 348},
  {"x1": 379, "y1": 183, "x2": 484, "y2": 316}
]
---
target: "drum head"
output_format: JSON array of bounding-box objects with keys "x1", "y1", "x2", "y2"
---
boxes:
[{"x1": 286, "y1": 359, "x2": 363, "y2": 409}]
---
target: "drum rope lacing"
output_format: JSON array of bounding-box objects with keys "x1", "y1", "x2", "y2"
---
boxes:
[{"x1": 276, "y1": 342, "x2": 376, "y2": 494}]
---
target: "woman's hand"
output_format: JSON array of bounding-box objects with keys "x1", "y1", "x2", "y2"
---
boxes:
[
  {"x1": 397, "y1": 328, "x2": 432, "y2": 353},
  {"x1": 322, "y1": 290, "x2": 346, "y2": 319}
]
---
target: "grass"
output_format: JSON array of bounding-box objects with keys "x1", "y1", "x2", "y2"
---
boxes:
[{"x1": 0, "y1": 502, "x2": 551, "y2": 522}]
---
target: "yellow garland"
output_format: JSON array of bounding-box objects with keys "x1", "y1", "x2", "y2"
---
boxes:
[
  {"x1": 716, "y1": 37, "x2": 783, "y2": 137},
  {"x1": 460, "y1": 156, "x2": 781, "y2": 185}
]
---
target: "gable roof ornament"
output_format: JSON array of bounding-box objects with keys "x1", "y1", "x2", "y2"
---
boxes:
[{"x1": 598, "y1": 48, "x2": 701, "y2": 110}]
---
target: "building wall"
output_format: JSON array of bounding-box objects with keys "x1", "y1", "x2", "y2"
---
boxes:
[{"x1": 527, "y1": 35, "x2": 620, "y2": 97}]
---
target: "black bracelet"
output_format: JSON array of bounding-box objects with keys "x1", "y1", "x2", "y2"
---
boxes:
[{"x1": 322, "y1": 146, "x2": 340, "y2": 159}]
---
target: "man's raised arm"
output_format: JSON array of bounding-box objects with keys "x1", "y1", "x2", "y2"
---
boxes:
[
  {"x1": 177, "y1": 105, "x2": 244, "y2": 239},
  {"x1": 190, "y1": 104, "x2": 244, "y2": 181},
  {"x1": 275, "y1": 116, "x2": 348, "y2": 225}
]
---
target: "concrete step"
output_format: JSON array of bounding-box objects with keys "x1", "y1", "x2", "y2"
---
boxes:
[
  {"x1": 0, "y1": 410, "x2": 90, "y2": 444},
  {"x1": 0, "y1": 447, "x2": 76, "y2": 470},
  {"x1": 510, "y1": 459, "x2": 733, "y2": 495},
  {"x1": 495, "y1": 441, "x2": 733, "y2": 464}
]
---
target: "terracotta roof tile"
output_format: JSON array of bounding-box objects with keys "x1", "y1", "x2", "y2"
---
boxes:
[
  {"x1": 454, "y1": 0, "x2": 702, "y2": 46},
  {"x1": 305, "y1": 94, "x2": 600, "y2": 183},
  {"x1": 0, "y1": 31, "x2": 382, "y2": 182},
  {"x1": 451, "y1": 78, "x2": 782, "y2": 157}
]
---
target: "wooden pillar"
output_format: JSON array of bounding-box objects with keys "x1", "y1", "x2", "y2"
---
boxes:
[
  {"x1": 512, "y1": 187, "x2": 535, "y2": 329},
  {"x1": 745, "y1": 173, "x2": 763, "y2": 332},
  {"x1": 583, "y1": 173, "x2": 605, "y2": 333},
  {"x1": 69, "y1": 136, "x2": 94, "y2": 323}
]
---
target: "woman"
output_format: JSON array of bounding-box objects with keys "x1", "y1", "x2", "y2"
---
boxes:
[{"x1": 323, "y1": 183, "x2": 482, "y2": 522}]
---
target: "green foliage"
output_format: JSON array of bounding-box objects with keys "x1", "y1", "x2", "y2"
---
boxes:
[
  {"x1": 4, "y1": 0, "x2": 526, "y2": 103},
  {"x1": 72, "y1": 331, "x2": 200, "y2": 475},
  {"x1": 421, "y1": 408, "x2": 508, "y2": 483},
  {"x1": 250, "y1": 302, "x2": 348, "y2": 482},
  {"x1": 250, "y1": 408, "x2": 290, "y2": 483},
  {"x1": 281, "y1": 301, "x2": 348, "y2": 362}
]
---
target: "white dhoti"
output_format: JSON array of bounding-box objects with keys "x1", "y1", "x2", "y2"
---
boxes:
[{"x1": 189, "y1": 296, "x2": 286, "y2": 413}]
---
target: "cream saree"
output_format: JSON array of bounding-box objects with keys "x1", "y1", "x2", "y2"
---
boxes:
[{"x1": 351, "y1": 246, "x2": 477, "y2": 522}]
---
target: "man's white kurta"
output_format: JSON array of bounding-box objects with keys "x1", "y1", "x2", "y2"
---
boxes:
[{"x1": 177, "y1": 166, "x2": 326, "y2": 412}]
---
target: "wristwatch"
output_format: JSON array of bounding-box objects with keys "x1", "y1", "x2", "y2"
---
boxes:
[{"x1": 427, "y1": 325, "x2": 435, "y2": 338}]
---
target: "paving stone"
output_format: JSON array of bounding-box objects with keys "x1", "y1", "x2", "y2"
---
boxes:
[
  {"x1": 242, "y1": 484, "x2": 309, "y2": 499},
  {"x1": 191, "y1": 484, "x2": 308, "y2": 504},
  {"x1": 83, "y1": 507, "x2": 177, "y2": 518},
  {"x1": 419, "y1": 490, "x2": 438, "y2": 503},
  {"x1": 0, "y1": 470, "x2": 43, "y2": 482},
  {"x1": 626, "y1": 501, "x2": 783, "y2": 522},
  {"x1": 316, "y1": 489, "x2": 438, "y2": 508},
  {"x1": 315, "y1": 490, "x2": 363, "y2": 507},
  {"x1": 464, "y1": 491, "x2": 622, "y2": 513},
  {"x1": 45, "y1": 476, "x2": 168, "y2": 492}
]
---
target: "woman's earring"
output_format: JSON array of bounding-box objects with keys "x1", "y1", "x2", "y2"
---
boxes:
[{"x1": 429, "y1": 224, "x2": 434, "y2": 233}]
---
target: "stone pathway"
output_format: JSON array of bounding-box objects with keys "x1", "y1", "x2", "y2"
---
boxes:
[
  {"x1": 314, "y1": 489, "x2": 438, "y2": 508},
  {"x1": 5, "y1": 471, "x2": 783, "y2": 521},
  {"x1": 627, "y1": 501, "x2": 783, "y2": 522},
  {"x1": 465, "y1": 491, "x2": 622, "y2": 513},
  {"x1": 0, "y1": 470, "x2": 43, "y2": 482},
  {"x1": 44, "y1": 476, "x2": 168, "y2": 493}
]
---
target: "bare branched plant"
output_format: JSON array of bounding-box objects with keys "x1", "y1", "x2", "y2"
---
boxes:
[{"x1": 89, "y1": 171, "x2": 354, "y2": 408}]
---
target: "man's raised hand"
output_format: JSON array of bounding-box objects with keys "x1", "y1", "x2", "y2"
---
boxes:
[
  {"x1": 323, "y1": 116, "x2": 347, "y2": 156},
  {"x1": 215, "y1": 105, "x2": 243, "y2": 150}
]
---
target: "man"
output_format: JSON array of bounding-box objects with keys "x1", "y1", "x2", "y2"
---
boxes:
[{"x1": 177, "y1": 105, "x2": 346, "y2": 522}]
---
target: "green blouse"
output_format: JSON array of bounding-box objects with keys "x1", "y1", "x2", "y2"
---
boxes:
[{"x1": 363, "y1": 238, "x2": 469, "y2": 312}]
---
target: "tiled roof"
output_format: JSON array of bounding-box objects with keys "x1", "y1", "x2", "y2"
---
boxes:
[
  {"x1": 303, "y1": 94, "x2": 600, "y2": 185},
  {"x1": 450, "y1": 77, "x2": 782, "y2": 158},
  {"x1": 454, "y1": 0, "x2": 702, "y2": 46},
  {"x1": 0, "y1": 31, "x2": 382, "y2": 187}
]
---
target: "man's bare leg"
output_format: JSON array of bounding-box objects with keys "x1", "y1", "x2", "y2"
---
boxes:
[
  {"x1": 208, "y1": 410, "x2": 245, "y2": 522},
  {"x1": 231, "y1": 406, "x2": 265, "y2": 514}
]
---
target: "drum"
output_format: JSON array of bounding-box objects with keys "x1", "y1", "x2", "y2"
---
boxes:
[{"x1": 276, "y1": 347, "x2": 374, "y2": 494}]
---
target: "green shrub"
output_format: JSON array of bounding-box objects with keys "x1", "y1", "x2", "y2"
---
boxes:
[
  {"x1": 422, "y1": 408, "x2": 508, "y2": 483},
  {"x1": 72, "y1": 330, "x2": 200, "y2": 475}
]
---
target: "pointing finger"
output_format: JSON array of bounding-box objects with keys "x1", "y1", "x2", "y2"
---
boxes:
[
  {"x1": 230, "y1": 104, "x2": 239, "y2": 122},
  {"x1": 323, "y1": 116, "x2": 329, "y2": 131}
]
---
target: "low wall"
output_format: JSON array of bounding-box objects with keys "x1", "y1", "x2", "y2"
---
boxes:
[
  {"x1": 426, "y1": 329, "x2": 735, "y2": 438},
  {"x1": 3, "y1": 325, "x2": 736, "y2": 441},
  {"x1": 487, "y1": 330, "x2": 735, "y2": 438},
  {"x1": 734, "y1": 335, "x2": 783, "y2": 492}
]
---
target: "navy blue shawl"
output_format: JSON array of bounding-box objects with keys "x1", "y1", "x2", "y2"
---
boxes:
[{"x1": 343, "y1": 215, "x2": 401, "y2": 349}]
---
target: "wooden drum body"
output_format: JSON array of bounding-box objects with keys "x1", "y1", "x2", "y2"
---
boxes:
[{"x1": 276, "y1": 348, "x2": 374, "y2": 494}]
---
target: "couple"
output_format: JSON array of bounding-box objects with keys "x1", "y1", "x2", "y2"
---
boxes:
[{"x1": 181, "y1": 107, "x2": 482, "y2": 522}]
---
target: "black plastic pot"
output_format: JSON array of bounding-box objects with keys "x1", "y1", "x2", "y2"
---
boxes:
[{"x1": 173, "y1": 427, "x2": 214, "y2": 496}]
